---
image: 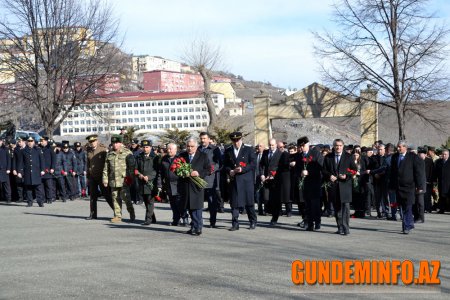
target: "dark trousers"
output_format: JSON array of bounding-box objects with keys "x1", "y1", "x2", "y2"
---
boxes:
[
  {"x1": 15, "y1": 180, "x2": 24, "y2": 202},
  {"x1": 424, "y1": 184, "x2": 433, "y2": 212},
  {"x1": 374, "y1": 180, "x2": 388, "y2": 216},
  {"x1": 398, "y1": 192, "x2": 415, "y2": 231},
  {"x1": 89, "y1": 177, "x2": 114, "y2": 217},
  {"x1": 413, "y1": 193, "x2": 425, "y2": 222},
  {"x1": 364, "y1": 182, "x2": 374, "y2": 214},
  {"x1": 130, "y1": 177, "x2": 142, "y2": 204},
  {"x1": 189, "y1": 209, "x2": 203, "y2": 232},
  {"x1": 0, "y1": 178, "x2": 11, "y2": 202},
  {"x1": 305, "y1": 195, "x2": 321, "y2": 226},
  {"x1": 438, "y1": 193, "x2": 449, "y2": 212},
  {"x1": 334, "y1": 202, "x2": 350, "y2": 234},
  {"x1": 205, "y1": 188, "x2": 218, "y2": 225},
  {"x1": 231, "y1": 205, "x2": 257, "y2": 226},
  {"x1": 58, "y1": 176, "x2": 75, "y2": 200},
  {"x1": 254, "y1": 179, "x2": 265, "y2": 214},
  {"x1": 25, "y1": 184, "x2": 44, "y2": 206},
  {"x1": 143, "y1": 194, "x2": 156, "y2": 223},
  {"x1": 169, "y1": 194, "x2": 187, "y2": 225},
  {"x1": 42, "y1": 178, "x2": 55, "y2": 202}
]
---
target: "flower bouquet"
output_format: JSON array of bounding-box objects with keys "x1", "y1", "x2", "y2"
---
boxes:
[
  {"x1": 170, "y1": 157, "x2": 208, "y2": 189},
  {"x1": 298, "y1": 155, "x2": 313, "y2": 189},
  {"x1": 346, "y1": 168, "x2": 358, "y2": 189}
]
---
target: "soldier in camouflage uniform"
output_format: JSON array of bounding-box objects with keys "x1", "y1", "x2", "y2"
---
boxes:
[{"x1": 102, "y1": 134, "x2": 136, "y2": 223}]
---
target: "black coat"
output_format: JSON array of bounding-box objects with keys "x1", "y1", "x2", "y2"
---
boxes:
[
  {"x1": 135, "y1": 152, "x2": 159, "y2": 195},
  {"x1": 55, "y1": 150, "x2": 77, "y2": 178},
  {"x1": 41, "y1": 145, "x2": 56, "y2": 179},
  {"x1": 260, "y1": 149, "x2": 291, "y2": 203},
  {"x1": 179, "y1": 150, "x2": 210, "y2": 210},
  {"x1": 389, "y1": 152, "x2": 424, "y2": 204},
  {"x1": 224, "y1": 144, "x2": 256, "y2": 208},
  {"x1": 322, "y1": 151, "x2": 357, "y2": 204},
  {"x1": 0, "y1": 146, "x2": 11, "y2": 182},
  {"x1": 434, "y1": 158, "x2": 450, "y2": 196},
  {"x1": 296, "y1": 147, "x2": 323, "y2": 200},
  {"x1": 17, "y1": 146, "x2": 44, "y2": 185},
  {"x1": 158, "y1": 155, "x2": 181, "y2": 197}
]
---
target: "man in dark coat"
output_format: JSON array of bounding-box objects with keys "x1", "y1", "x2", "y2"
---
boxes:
[
  {"x1": 0, "y1": 140, "x2": 11, "y2": 203},
  {"x1": 39, "y1": 137, "x2": 56, "y2": 204},
  {"x1": 260, "y1": 138, "x2": 289, "y2": 226},
  {"x1": 296, "y1": 136, "x2": 324, "y2": 231},
  {"x1": 17, "y1": 136, "x2": 45, "y2": 207},
  {"x1": 434, "y1": 149, "x2": 450, "y2": 214},
  {"x1": 158, "y1": 143, "x2": 187, "y2": 226},
  {"x1": 322, "y1": 139, "x2": 357, "y2": 235},
  {"x1": 12, "y1": 138, "x2": 26, "y2": 202},
  {"x1": 179, "y1": 138, "x2": 210, "y2": 236},
  {"x1": 224, "y1": 132, "x2": 257, "y2": 230},
  {"x1": 135, "y1": 140, "x2": 159, "y2": 226},
  {"x1": 389, "y1": 140, "x2": 424, "y2": 234},
  {"x1": 73, "y1": 142, "x2": 87, "y2": 198},
  {"x1": 198, "y1": 132, "x2": 222, "y2": 228}
]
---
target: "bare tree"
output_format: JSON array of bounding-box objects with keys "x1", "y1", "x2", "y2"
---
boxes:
[
  {"x1": 182, "y1": 36, "x2": 224, "y2": 129},
  {"x1": 314, "y1": 0, "x2": 450, "y2": 140},
  {"x1": 0, "y1": 0, "x2": 125, "y2": 137}
]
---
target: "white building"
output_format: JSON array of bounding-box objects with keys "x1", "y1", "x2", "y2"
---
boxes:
[
  {"x1": 132, "y1": 55, "x2": 181, "y2": 80},
  {"x1": 59, "y1": 91, "x2": 224, "y2": 136}
]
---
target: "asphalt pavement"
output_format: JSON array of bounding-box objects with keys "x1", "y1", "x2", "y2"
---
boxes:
[{"x1": 0, "y1": 199, "x2": 448, "y2": 299}]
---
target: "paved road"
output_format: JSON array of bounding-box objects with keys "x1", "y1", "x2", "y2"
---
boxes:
[{"x1": 0, "y1": 199, "x2": 448, "y2": 299}]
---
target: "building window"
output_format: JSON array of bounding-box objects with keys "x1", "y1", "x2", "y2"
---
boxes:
[
  {"x1": 195, "y1": 107, "x2": 200, "y2": 112},
  {"x1": 171, "y1": 116, "x2": 176, "y2": 120},
  {"x1": 127, "y1": 103, "x2": 132, "y2": 107},
  {"x1": 170, "y1": 108, "x2": 175, "y2": 113},
  {"x1": 196, "y1": 123, "x2": 201, "y2": 127},
  {"x1": 157, "y1": 102, "x2": 162, "y2": 106},
  {"x1": 152, "y1": 109, "x2": 157, "y2": 114},
  {"x1": 164, "y1": 101, "x2": 169, "y2": 106},
  {"x1": 134, "y1": 110, "x2": 139, "y2": 114},
  {"x1": 184, "y1": 123, "x2": 189, "y2": 127},
  {"x1": 177, "y1": 108, "x2": 182, "y2": 112},
  {"x1": 145, "y1": 102, "x2": 151, "y2": 106},
  {"x1": 196, "y1": 115, "x2": 201, "y2": 119},
  {"x1": 189, "y1": 115, "x2": 194, "y2": 120},
  {"x1": 140, "y1": 110, "x2": 145, "y2": 114},
  {"x1": 63, "y1": 129, "x2": 67, "y2": 133},
  {"x1": 158, "y1": 124, "x2": 163, "y2": 129},
  {"x1": 140, "y1": 118, "x2": 145, "y2": 122},
  {"x1": 189, "y1": 100, "x2": 193, "y2": 104},
  {"x1": 153, "y1": 117, "x2": 157, "y2": 121},
  {"x1": 140, "y1": 102, "x2": 144, "y2": 107},
  {"x1": 159, "y1": 117, "x2": 163, "y2": 121},
  {"x1": 165, "y1": 116, "x2": 170, "y2": 121},
  {"x1": 146, "y1": 110, "x2": 151, "y2": 114},
  {"x1": 74, "y1": 120, "x2": 79, "y2": 125},
  {"x1": 80, "y1": 128, "x2": 85, "y2": 132},
  {"x1": 158, "y1": 109, "x2": 163, "y2": 113},
  {"x1": 165, "y1": 124, "x2": 170, "y2": 128},
  {"x1": 134, "y1": 118, "x2": 139, "y2": 122},
  {"x1": 170, "y1": 101, "x2": 175, "y2": 105},
  {"x1": 122, "y1": 103, "x2": 126, "y2": 108},
  {"x1": 189, "y1": 123, "x2": 195, "y2": 128},
  {"x1": 153, "y1": 124, "x2": 157, "y2": 129},
  {"x1": 189, "y1": 108, "x2": 194, "y2": 112},
  {"x1": 177, "y1": 116, "x2": 182, "y2": 120},
  {"x1": 80, "y1": 120, "x2": 85, "y2": 125},
  {"x1": 128, "y1": 118, "x2": 133, "y2": 122},
  {"x1": 182, "y1": 100, "x2": 187, "y2": 105},
  {"x1": 164, "y1": 109, "x2": 169, "y2": 113},
  {"x1": 176, "y1": 101, "x2": 181, "y2": 105},
  {"x1": 202, "y1": 122, "x2": 207, "y2": 127},
  {"x1": 146, "y1": 124, "x2": 151, "y2": 129},
  {"x1": 133, "y1": 103, "x2": 138, "y2": 107},
  {"x1": 127, "y1": 111, "x2": 133, "y2": 115},
  {"x1": 122, "y1": 118, "x2": 127, "y2": 123}
]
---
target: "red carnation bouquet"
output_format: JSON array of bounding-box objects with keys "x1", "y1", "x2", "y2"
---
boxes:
[
  {"x1": 256, "y1": 170, "x2": 276, "y2": 192},
  {"x1": 154, "y1": 189, "x2": 162, "y2": 202},
  {"x1": 170, "y1": 157, "x2": 208, "y2": 189},
  {"x1": 239, "y1": 162, "x2": 247, "y2": 168},
  {"x1": 346, "y1": 168, "x2": 359, "y2": 189},
  {"x1": 299, "y1": 155, "x2": 313, "y2": 189}
]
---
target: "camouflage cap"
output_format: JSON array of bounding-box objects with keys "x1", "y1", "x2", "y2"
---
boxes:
[{"x1": 111, "y1": 134, "x2": 123, "y2": 143}]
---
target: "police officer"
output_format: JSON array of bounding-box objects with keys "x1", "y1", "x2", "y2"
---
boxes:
[
  {"x1": 39, "y1": 136, "x2": 56, "y2": 204},
  {"x1": 17, "y1": 136, "x2": 45, "y2": 207},
  {"x1": 103, "y1": 135, "x2": 136, "y2": 223},
  {"x1": 130, "y1": 139, "x2": 143, "y2": 204},
  {"x1": 55, "y1": 141, "x2": 78, "y2": 202},
  {"x1": 73, "y1": 142, "x2": 87, "y2": 198},
  {"x1": 135, "y1": 139, "x2": 159, "y2": 225},
  {"x1": 0, "y1": 139, "x2": 11, "y2": 203}
]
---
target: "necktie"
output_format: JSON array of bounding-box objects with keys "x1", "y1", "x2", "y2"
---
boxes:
[
  {"x1": 269, "y1": 151, "x2": 273, "y2": 160},
  {"x1": 398, "y1": 154, "x2": 404, "y2": 167},
  {"x1": 257, "y1": 153, "x2": 261, "y2": 165},
  {"x1": 336, "y1": 154, "x2": 340, "y2": 165},
  {"x1": 189, "y1": 155, "x2": 193, "y2": 163}
]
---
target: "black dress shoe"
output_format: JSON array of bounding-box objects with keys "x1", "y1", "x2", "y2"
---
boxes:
[
  {"x1": 335, "y1": 230, "x2": 343, "y2": 234},
  {"x1": 297, "y1": 220, "x2": 305, "y2": 228},
  {"x1": 229, "y1": 225, "x2": 239, "y2": 231},
  {"x1": 342, "y1": 231, "x2": 349, "y2": 236},
  {"x1": 86, "y1": 215, "x2": 97, "y2": 220},
  {"x1": 26, "y1": 204, "x2": 32, "y2": 207},
  {"x1": 437, "y1": 210, "x2": 445, "y2": 214},
  {"x1": 286, "y1": 212, "x2": 292, "y2": 218},
  {"x1": 305, "y1": 226, "x2": 314, "y2": 231},
  {"x1": 403, "y1": 229, "x2": 410, "y2": 234},
  {"x1": 209, "y1": 224, "x2": 216, "y2": 228},
  {"x1": 185, "y1": 229, "x2": 194, "y2": 234},
  {"x1": 314, "y1": 223, "x2": 321, "y2": 230},
  {"x1": 249, "y1": 223, "x2": 256, "y2": 230},
  {"x1": 38, "y1": 203, "x2": 44, "y2": 207},
  {"x1": 269, "y1": 221, "x2": 277, "y2": 226},
  {"x1": 142, "y1": 222, "x2": 151, "y2": 226},
  {"x1": 193, "y1": 231, "x2": 202, "y2": 236}
]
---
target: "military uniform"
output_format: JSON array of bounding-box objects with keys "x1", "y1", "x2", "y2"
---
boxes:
[
  {"x1": 55, "y1": 142, "x2": 78, "y2": 201},
  {"x1": 135, "y1": 140, "x2": 159, "y2": 225},
  {"x1": 86, "y1": 134, "x2": 113, "y2": 219},
  {"x1": 102, "y1": 135, "x2": 135, "y2": 222},
  {"x1": 0, "y1": 143, "x2": 11, "y2": 203},
  {"x1": 17, "y1": 137, "x2": 45, "y2": 207},
  {"x1": 12, "y1": 142, "x2": 26, "y2": 202},
  {"x1": 40, "y1": 137, "x2": 56, "y2": 204}
]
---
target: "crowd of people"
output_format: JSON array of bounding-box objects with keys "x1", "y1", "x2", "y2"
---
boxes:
[{"x1": 0, "y1": 130, "x2": 449, "y2": 236}]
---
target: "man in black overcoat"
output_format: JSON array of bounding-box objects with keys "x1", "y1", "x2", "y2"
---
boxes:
[
  {"x1": 0, "y1": 140, "x2": 11, "y2": 203},
  {"x1": 322, "y1": 139, "x2": 357, "y2": 235},
  {"x1": 17, "y1": 136, "x2": 45, "y2": 207},
  {"x1": 179, "y1": 138, "x2": 210, "y2": 236},
  {"x1": 434, "y1": 149, "x2": 450, "y2": 214},
  {"x1": 223, "y1": 132, "x2": 257, "y2": 230},
  {"x1": 389, "y1": 140, "x2": 424, "y2": 234},
  {"x1": 296, "y1": 136, "x2": 324, "y2": 231},
  {"x1": 39, "y1": 136, "x2": 56, "y2": 204}
]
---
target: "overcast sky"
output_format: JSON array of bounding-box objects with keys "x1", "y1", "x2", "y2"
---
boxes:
[{"x1": 112, "y1": 0, "x2": 450, "y2": 89}]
